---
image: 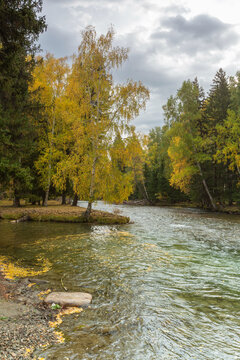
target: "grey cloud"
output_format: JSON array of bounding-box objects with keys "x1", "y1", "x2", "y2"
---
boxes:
[
  {"x1": 151, "y1": 14, "x2": 239, "y2": 55},
  {"x1": 115, "y1": 22, "x2": 238, "y2": 128},
  {"x1": 162, "y1": 14, "x2": 228, "y2": 37},
  {"x1": 39, "y1": 25, "x2": 79, "y2": 57},
  {"x1": 46, "y1": 0, "x2": 74, "y2": 3},
  {"x1": 162, "y1": 4, "x2": 190, "y2": 15},
  {"x1": 118, "y1": 51, "x2": 179, "y2": 90},
  {"x1": 46, "y1": 0, "x2": 125, "y2": 4},
  {"x1": 113, "y1": 33, "x2": 185, "y2": 128},
  {"x1": 115, "y1": 31, "x2": 182, "y2": 90}
]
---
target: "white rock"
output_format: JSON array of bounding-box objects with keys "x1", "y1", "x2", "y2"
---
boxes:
[{"x1": 44, "y1": 292, "x2": 92, "y2": 307}]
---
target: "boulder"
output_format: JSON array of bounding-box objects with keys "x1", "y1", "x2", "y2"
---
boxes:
[{"x1": 44, "y1": 292, "x2": 92, "y2": 307}]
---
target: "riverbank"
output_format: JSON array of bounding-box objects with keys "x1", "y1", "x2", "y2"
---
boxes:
[
  {"x1": 0, "y1": 271, "x2": 58, "y2": 359},
  {"x1": 123, "y1": 199, "x2": 240, "y2": 214},
  {"x1": 0, "y1": 264, "x2": 91, "y2": 359},
  {"x1": 0, "y1": 204, "x2": 130, "y2": 225}
]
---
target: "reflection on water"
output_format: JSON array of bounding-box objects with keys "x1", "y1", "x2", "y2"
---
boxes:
[{"x1": 0, "y1": 203, "x2": 240, "y2": 359}]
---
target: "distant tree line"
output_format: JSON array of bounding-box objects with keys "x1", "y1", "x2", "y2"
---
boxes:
[{"x1": 139, "y1": 69, "x2": 240, "y2": 209}]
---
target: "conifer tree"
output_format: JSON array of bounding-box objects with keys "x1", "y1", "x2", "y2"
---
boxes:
[
  {"x1": 0, "y1": 0, "x2": 46, "y2": 205},
  {"x1": 204, "y1": 68, "x2": 231, "y2": 204}
]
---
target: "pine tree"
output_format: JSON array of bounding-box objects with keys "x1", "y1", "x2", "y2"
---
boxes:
[
  {"x1": 204, "y1": 69, "x2": 231, "y2": 204},
  {"x1": 0, "y1": 0, "x2": 46, "y2": 205}
]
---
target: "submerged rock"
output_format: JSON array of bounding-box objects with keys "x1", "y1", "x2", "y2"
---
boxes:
[{"x1": 44, "y1": 292, "x2": 92, "y2": 307}]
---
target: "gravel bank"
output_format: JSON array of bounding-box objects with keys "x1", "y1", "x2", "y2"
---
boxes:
[{"x1": 0, "y1": 272, "x2": 59, "y2": 359}]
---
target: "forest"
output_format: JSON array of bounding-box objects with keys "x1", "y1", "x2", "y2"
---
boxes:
[
  {"x1": 1, "y1": 0, "x2": 240, "y2": 214},
  {"x1": 142, "y1": 69, "x2": 240, "y2": 210}
]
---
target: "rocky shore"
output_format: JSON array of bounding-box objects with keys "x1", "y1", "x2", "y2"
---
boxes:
[{"x1": 0, "y1": 272, "x2": 63, "y2": 359}]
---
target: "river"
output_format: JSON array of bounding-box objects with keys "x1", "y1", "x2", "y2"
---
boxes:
[{"x1": 0, "y1": 203, "x2": 240, "y2": 359}]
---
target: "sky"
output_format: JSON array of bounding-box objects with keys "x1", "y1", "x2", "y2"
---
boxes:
[{"x1": 39, "y1": 0, "x2": 240, "y2": 133}]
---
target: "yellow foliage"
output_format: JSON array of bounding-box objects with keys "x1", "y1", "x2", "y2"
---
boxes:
[
  {"x1": 38, "y1": 289, "x2": 52, "y2": 300},
  {"x1": 30, "y1": 54, "x2": 69, "y2": 191},
  {"x1": 24, "y1": 347, "x2": 34, "y2": 356},
  {"x1": 117, "y1": 231, "x2": 134, "y2": 237},
  {"x1": 59, "y1": 306, "x2": 83, "y2": 316},
  {"x1": 168, "y1": 135, "x2": 196, "y2": 193},
  {"x1": 49, "y1": 307, "x2": 83, "y2": 328},
  {"x1": 0, "y1": 256, "x2": 51, "y2": 280},
  {"x1": 27, "y1": 282, "x2": 36, "y2": 288},
  {"x1": 54, "y1": 330, "x2": 65, "y2": 343},
  {"x1": 28, "y1": 27, "x2": 149, "y2": 209},
  {"x1": 53, "y1": 26, "x2": 149, "y2": 207},
  {"x1": 48, "y1": 307, "x2": 83, "y2": 345},
  {"x1": 215, "y1": 110, "x2": 240, "y2": 178},
  {"x1": 48, "y1": 318, "x2": 62, "y2": 328}
]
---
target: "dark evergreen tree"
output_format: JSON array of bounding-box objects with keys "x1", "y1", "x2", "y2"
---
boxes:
[
  {"x1": 204, "y1": 69, "x2": 231, "y2": 205},
  {"x1": 207, "y1": 68, "x2": 230, "y2": 125},
  {"x1": 0, "y1": 0, "x2": 46, "y2": 205}
]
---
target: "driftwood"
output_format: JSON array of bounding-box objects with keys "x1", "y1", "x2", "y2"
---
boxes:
[
  {"x1": 123, "y1": 199, "x2": 150, "y2": 206},
  {"x1": 11, "y1": 215, "x2": 30, "y2": 223},
  {"x1": 28, "y1": 278, "x2": 49, "y2": 285}
]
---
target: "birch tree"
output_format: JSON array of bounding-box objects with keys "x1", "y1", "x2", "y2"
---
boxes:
[
  {"x1": 31, "y1": 54, "x2": 69, "y2": 205},
  {"x1": 66, "y1": 26, "x2": 149, "y2": 217}
]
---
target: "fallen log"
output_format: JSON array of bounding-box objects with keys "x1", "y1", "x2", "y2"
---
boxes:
[{"x1": 11, "y1": 215, "x2": 30, "y2": 223}]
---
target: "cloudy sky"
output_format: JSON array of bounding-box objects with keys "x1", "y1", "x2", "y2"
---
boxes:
[{"x1": 39, "y1": 0, "x2": 240, "y2": 133}]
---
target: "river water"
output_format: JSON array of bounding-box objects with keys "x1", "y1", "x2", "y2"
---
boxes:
[{"x1": 0, "y1": 203, "x2": 240, "y2": 359}]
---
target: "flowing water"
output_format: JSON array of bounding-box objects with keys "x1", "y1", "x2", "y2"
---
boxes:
[{"x1": 0, "y1": 203, "x2": 240, "y2": 359}]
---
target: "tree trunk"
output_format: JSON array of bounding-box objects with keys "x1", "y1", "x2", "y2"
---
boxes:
[
  {"x1": 43, "y1": 105, "x2": 56, "y2": 207},
  {"x1": 85, "y1": 201, "x2": 92, "y2": 218},
  {"x1": 133, "y1": 165, "x2": 151, "y2": 204},
  {"x1": 72, "y1": 193, "x2": 78, "y2": 206},
  {"x1": 228, "y1": 169, "x2": 233, "y2": 206},
  {"x1": 42, "y1": 188, "x2": 49, "y2": 207},
  {"x1": 142, "y1": 180, "x2": 152, "y2": 204},
  {"x1": 61, "y1": 192, "x2": 66, "y2": 205},
  {"x1": 84, "y1": 156, "x2": 97, "y2": 218},
  {"x1": 191, "y1": 138, "x2": 217, "y2": 211},
  {"x1": 237, "y1": 164, "x2": 240, "y2": 176},
  {"x1": 196, "y1": 161, "x2": 217, "y2": 211},
  {"x1": 13, "y1": 195, "x2": 20, "y2": 207}
]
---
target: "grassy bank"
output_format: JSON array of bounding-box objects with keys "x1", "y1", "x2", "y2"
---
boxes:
[
  {"x1": 124, "y1": 199, "x2": 240, "y2": 214},
  {"x1": 0, "y1": 203, "x2": 130, "y2": 225}
]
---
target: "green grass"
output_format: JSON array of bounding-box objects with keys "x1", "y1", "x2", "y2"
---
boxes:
[
  {"x1": 0, "y1": 316, "x2": 8, "y2": 321},
  {"x1": 0, "y1": 205, "x2": 130, "y2": 224}
]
